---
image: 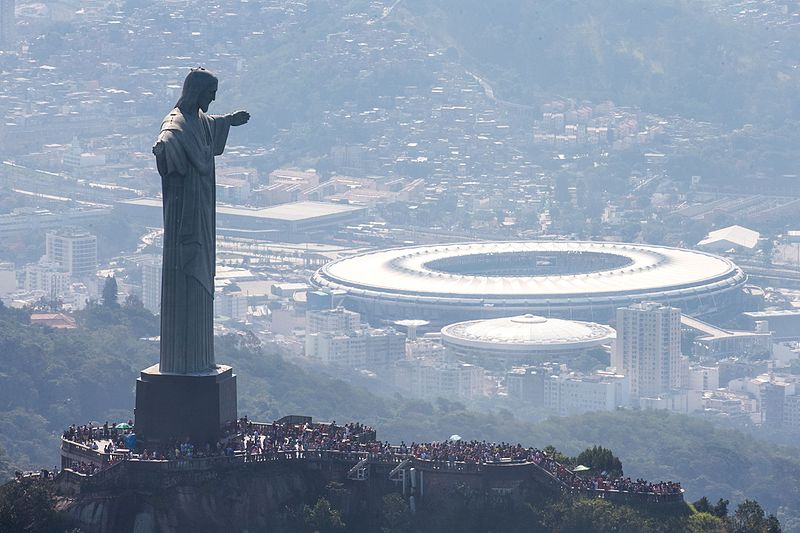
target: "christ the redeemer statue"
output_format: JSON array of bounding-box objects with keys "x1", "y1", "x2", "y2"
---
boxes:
[{"x1": 152, "y1": 68, "x2": 249, "y2": 374}]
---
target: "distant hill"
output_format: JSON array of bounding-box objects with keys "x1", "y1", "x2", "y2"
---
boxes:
[{"x1": 403, "y1": 0, "x2": 800, "y2": 126}]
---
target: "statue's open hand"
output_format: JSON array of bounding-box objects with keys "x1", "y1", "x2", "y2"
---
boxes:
[{"x1": 230, "y1": 110, "x2": 250, "y2": 126}]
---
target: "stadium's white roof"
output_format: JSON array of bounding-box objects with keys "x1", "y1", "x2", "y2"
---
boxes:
[
  {"x1": 441, "y1": 314, "x2": 615, "y2": 352},
  {"x1": 315, "y1": 241, "x2": 742, "y2": 298}
]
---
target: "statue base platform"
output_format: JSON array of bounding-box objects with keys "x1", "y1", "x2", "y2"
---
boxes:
[{"x1": 134, "y1": 364, "x2": 237, "y2": 448}]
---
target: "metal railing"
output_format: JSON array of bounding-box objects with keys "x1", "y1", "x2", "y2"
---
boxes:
[{"x1": 59, "y1": 438, "x2": 682, "y2": 504}]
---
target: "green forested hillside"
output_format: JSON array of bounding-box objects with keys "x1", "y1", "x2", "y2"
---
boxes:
[
  {"x1": 0, "y1": 303, "x2": 797, "y2": 528},
  {"x1": 531, "y1": 410, "x2": 800, "y2": 531},
  {"x1": 0, "y1": 302, "x2": 157, "y2": 468}
]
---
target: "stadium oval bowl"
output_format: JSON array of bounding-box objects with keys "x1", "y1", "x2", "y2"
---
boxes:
[{"x1": 310, "y1": 241, "x2": 747, "y2": 325}]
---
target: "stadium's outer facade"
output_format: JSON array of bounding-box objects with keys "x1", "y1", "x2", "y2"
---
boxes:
[
  {"x1": 441, "y1": 314, "x2": 617, "y2": 368},
  {"x1": 310, "y1": 241, "x2": 747, "y2": 325}
]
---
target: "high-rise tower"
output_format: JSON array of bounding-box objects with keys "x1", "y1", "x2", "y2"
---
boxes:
[
  {"x1": 45, "y1": 228, "x2": 98, "y2": 279},
  {"x1": 0, "y1": 0, "x2": 15, "y2": 50},
  {"x1": 614, "y1": 301, "x2": 681, "y2": 399}
]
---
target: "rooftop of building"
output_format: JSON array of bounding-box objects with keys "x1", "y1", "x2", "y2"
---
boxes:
[
  {"x1": 697, "y1": 224, "x2": 760, "y2": 250},
  {"x1": 743, "y1": 309, "x2": 800, "y2": 318},
  {"x1": 121, "y1": 199, "x2": 366, "y2": 222}
]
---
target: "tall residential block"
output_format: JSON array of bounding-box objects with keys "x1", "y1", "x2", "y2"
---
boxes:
[
  {"x1": 142, "y1": 256, "x2": 162, "y2": 314},
  {"x1": 0, "y1": 0, "x2": 14, "y2": 49},
  {"x1": 45, "y1": 228, "x2": 97, "y2": 278},
  {"x1": 614, "y1": 301, "x2": 681, "y2": 399},
  {"x1": 306, "y1": 307, "x2": 361, "y2": 334}
]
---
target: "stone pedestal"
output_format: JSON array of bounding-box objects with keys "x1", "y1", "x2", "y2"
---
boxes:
[{"x1": 134, "y1": 364, "x2": 237, "y2": 447}]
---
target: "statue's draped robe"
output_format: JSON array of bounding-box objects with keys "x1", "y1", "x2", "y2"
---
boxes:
[{"x1": 154, "y1": 108, "x2": 231, "y2": 374}]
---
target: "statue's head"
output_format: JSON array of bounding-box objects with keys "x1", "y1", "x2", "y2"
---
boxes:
[{"x1": 175, "y1": 67, "x2": 218, "y2": 113}]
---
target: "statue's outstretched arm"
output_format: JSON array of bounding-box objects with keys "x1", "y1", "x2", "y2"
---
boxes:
[{"x1": 228, "y1": 110, "x2": 250, "y2": 126}]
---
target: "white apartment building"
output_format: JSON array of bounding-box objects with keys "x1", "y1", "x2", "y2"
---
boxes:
[
  {"x1": 306, "y1": 328, "x2": 405, "y2": 368},
  {"x1": 45, "y1": 228, "x2": 97, "y2": 278},
  {"x1": 405, "y1": 337, "x2": 446, "y2": 359},
  {"x1": 142, "y1": 256, "x2": 162, "y2": 314},
  {"x1": 688, "y1": 365, "x2": 720, "y2": 391},
  {"x1": 639, "y1": 389, "x2": 703, "y2": 414},
  {"x1": 395, "y1": 356, "x2": 485, "y2": 400},
  {"x1": 215, "y1": 289, "x2": 248, "y2": 322},
  {"x1": 365, "y1": 328, "x2": 406, "y2": 366},
  {"x1": 24, "y1": 260, "x2": 70, "y2": 297},
  {"x1": 306, "y1": 331, "x2": 367, "y2": 367},
  {"x1": 507, "y1": 366, "x2": 629, "y2": 415},
  {"x1": 306, "y1": 307, "x2": 361, "y2": 334},
  {"x1": 0, "y1": 262, "x2": 16, "y2": 297},
  {"x1": 543, "y1": 372, "x2": 630, "y2": 416},
  {"x1": 614, "y1": 301, "x2": 681, "y2": 399},
  {"x1": 0, "y1": 0, "x2": 14, "y2": 49}
]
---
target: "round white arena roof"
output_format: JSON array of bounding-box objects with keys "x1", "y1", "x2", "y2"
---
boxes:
[
  {"x1": 441, "y1": 314, "x2": 615, "y2": 353},
  {"x1": 311, "y1": 241, "x2": 746, "y2": 323}
]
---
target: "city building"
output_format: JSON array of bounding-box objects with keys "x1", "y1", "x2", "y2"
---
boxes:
[
  {"x1": 687, "y1": 365, "x2": 720, "y2": 391},
  {"x1": 306, "y1": 307, "x2": 361, "y2": 334},
  {"x1": 544, "y1": 371, "x2": 630, "y2": 416},
  {"x1": 216, "y1": 176, "x2": 251, "y2": 204},
  {"x1": 62, "y1": 138, "x2": 107, "y2": 170},
  {"x1": 0, "y1": 0, "x2": 14, "y2": 49},
  {"x1": 394, "y1": 355, "x2": 485, "y2": 400},
  {"x1": 614, "y1": 302, "x2": 682, "y2": 399},
  {"x1": 506, "y1": 366, "x2": 629, "y2": 416},
  {"x1": 0, "y1": 207, "x2": 111, "y2": 240},
  {"x1": 215, "y1": 283, "x2": 248, "y2": 322},
  {"x1": 29, "y1": 312, "x2": 77, "y2": 329},
  {"x1": 365, "y1": 328, "x2": 407, "y2": 366},
  {"x1": 24, "y1": 260, "x2": 70, "y2": 298},
  {"x1": 305, "y1": 327, "x2": 405, "y2": 368},
  {"x1": 697, "y1": 225, "x2": 760, "y2": 254},
  {"x1": 45, "y1": 228, "x2": 98, "y2": 278},
  {"x1": 305, "y1": 307, "x2": 405, "y2": 368},
  {"x1": 270, "y1": 306, "x2": 306, "y2": 336},
  {"x1": 784, "y1": 394, "x2": 800, "y2": 430},
  {"x1": 61, "y1": 282, "x2": 91, "y2": 311},
  {"x1": 141, "y1": 256, "x2": 162, "y2": 315},
  {"x1": 120, "y1": 199, "x2": 366, "y2": 239},
  {"x1": 683, "y1": 315, "x2": 773, "y2": 358},
  {"x1": 306, "y1": 331, "x2": 367, "y2": 367},
  {"x1": 306, "y1": 290, "x2": 334, "y2": 311},
  {"x1": 742, "y1": 310, "x2": 800, "y2": 339},
  {"x1": 0, "y1": 262, "x2": 16, "y2": 297},
  {"x1": 271, "y1": 283, "x2": 310, "y2": 298},
  {"x1": 406, "y1": 337, "x2": 446, "y2": 359},
  {"x1": 506, "y1": 366, "x2": 548, "y2": 405},
  {"x1": 639, "y1": 390, "x2": 703, "y2": 414},
  {"x1": 729, "y1": 374, "x2": 800, "y2": 429}
]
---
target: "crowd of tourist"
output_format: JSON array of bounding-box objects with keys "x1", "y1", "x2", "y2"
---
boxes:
[
  {"x1": 565, "y1": 475, "x2": 682, "y2": 496},
  {"x1": 406, "y1": 440, "x2": 531, "y2": 464},
  {"x1": 527, "y1": 451, "x2": 682, "y2": 496},
  {"x1": 61, "y1": 419, "x2": 680, "y2": 497},
  {"x1": 239, "y1": 419, "x2": 378, "y2": 457},
  {"x1": 63, "y1": 421, "x2": 133, "y2": 447}
]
